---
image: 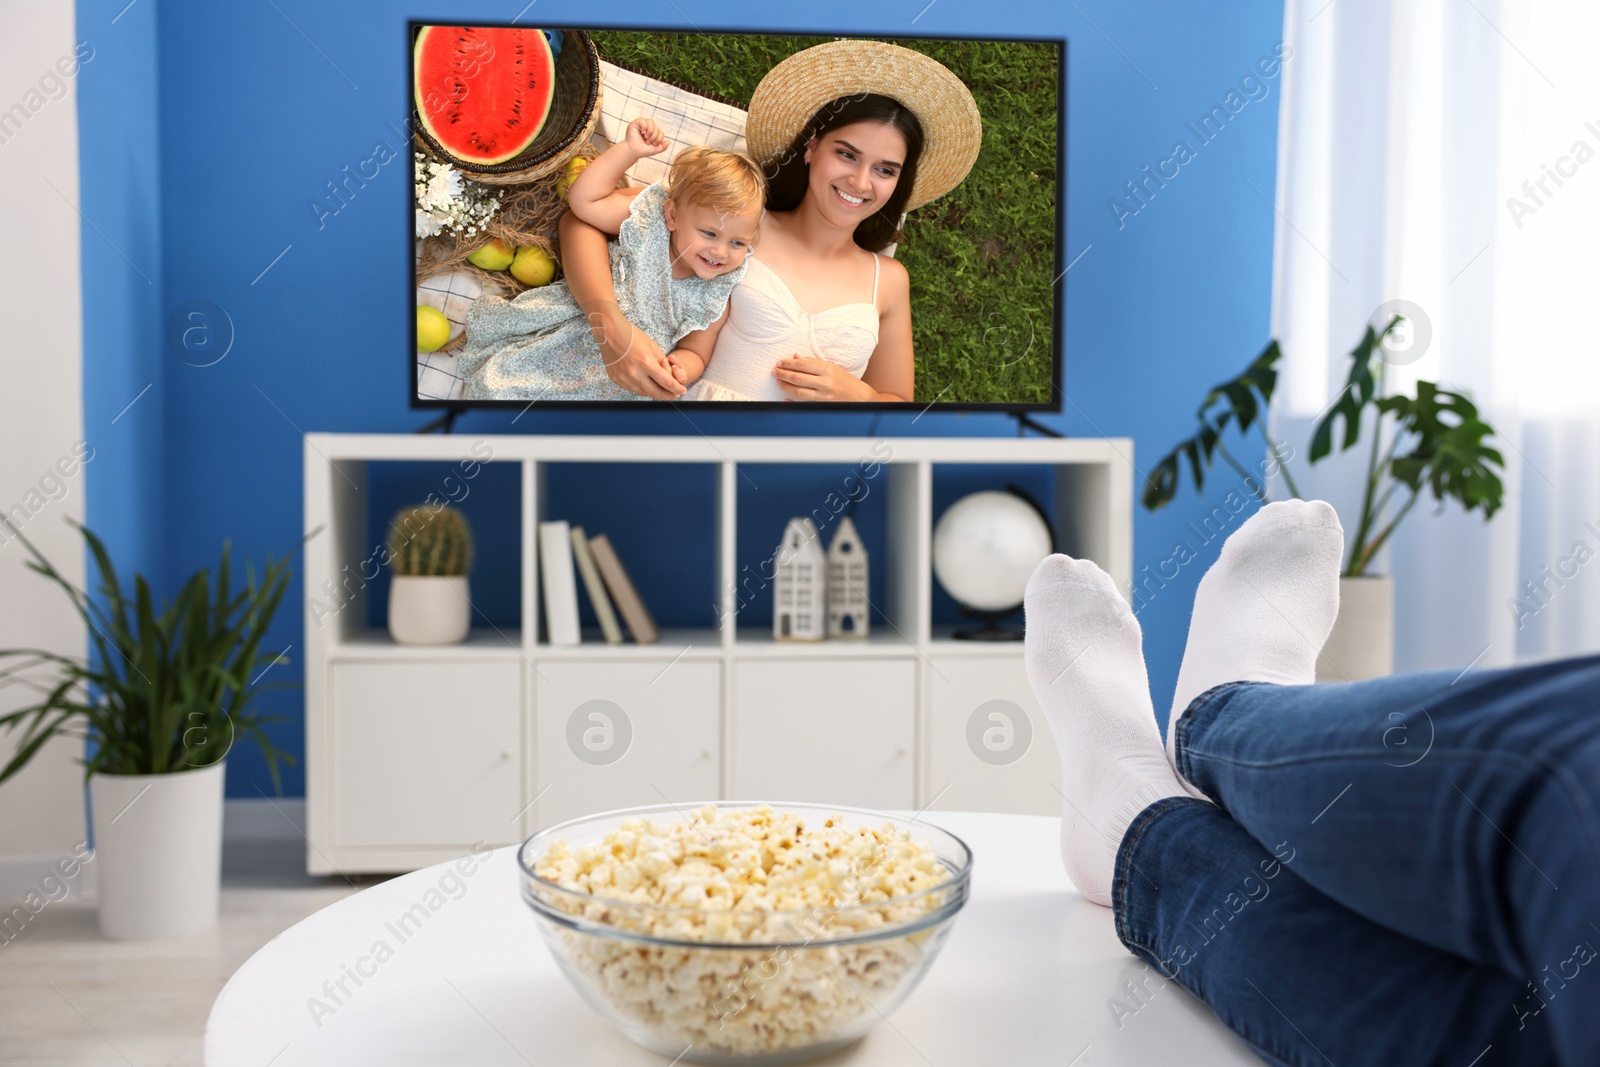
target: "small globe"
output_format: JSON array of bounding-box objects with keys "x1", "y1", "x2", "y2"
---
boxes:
[{"x1": 932, "y1": 491, "x2": 1054, "y2": 612}]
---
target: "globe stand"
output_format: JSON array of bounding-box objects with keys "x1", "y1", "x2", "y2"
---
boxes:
[
  {"x1": 934, "y1": 483, "x2": 1055, "y2": 642},
  {"x1": 951, "y1": 604, "x2": 1025, "y2": 641}
]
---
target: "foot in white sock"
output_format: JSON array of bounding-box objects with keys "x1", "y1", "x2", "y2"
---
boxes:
[
  {"x1": 1166, "y1": 500, "x2": 1344, "y2": 759},
  {"x1": 1024, "y1": 554, "x2": 1186, "y2": 907}
]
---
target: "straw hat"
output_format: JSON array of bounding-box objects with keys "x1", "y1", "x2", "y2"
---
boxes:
[{"x1": 744, "y1": 40, "x2": 983, "y2": 212}]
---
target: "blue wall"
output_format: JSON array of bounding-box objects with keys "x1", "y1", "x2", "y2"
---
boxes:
[
  {"x1": 78, "y1": 0, "x2": 1287, "y2": 797},
  {"x1": 78, "y1": 0, "x2": 166, "y2": 596}
]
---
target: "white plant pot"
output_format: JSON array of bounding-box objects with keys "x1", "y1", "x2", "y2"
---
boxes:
[
  {"x1": 1317, "y1": 575, "x2": 1395, "y2": 683},
  {"x1": 388, "y1": 574, "x2": 471, "y2": 645},
  {"x1": 89, "y1": 761, "x2": 225, "y2": 941}
]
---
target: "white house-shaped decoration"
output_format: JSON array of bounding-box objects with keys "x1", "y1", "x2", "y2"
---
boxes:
[
  {"x1": 773, "y1": 517, "x2": 825, "y2": 642},
  {"x1": 826, "y1": 516, "x2": 870, "y2": 639}
]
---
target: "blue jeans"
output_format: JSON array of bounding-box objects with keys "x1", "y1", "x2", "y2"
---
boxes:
[{"x1": 1113, "y1": 654, "x2": 1600, "y2": 1066}]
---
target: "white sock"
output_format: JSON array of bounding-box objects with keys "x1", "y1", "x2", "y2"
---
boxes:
[
  {"x1": 1024, "y1": 554, "x2": 1186, "y2": 907},
  {"x1": 1167, "y1": 500, "x2": 1344, "y2": 759}
]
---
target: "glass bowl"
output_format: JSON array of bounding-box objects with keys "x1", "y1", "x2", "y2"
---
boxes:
[{"x1": 517, "y1": 801, "x2": 972, "y2": 1065}]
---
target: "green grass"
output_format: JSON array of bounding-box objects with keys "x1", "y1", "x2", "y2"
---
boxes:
[{"x1": 588, "y1": 31, "x2": 1059, "y2": 405}]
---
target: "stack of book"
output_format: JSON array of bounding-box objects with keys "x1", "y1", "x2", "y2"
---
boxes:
[{"x1": 538, "y1": 521, "x2": 659, "y2": 646}]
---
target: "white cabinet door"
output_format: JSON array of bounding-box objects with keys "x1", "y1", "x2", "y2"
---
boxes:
[
  {"x1": 535, "y1": 659, "x2": 721, "y2": 828},
  {"x1": 331, "y1": 661, "x2": 523, "y2": 848},
  {"x1": 926, "y1": 656, "x2": 1060, "y2": 815},
  {"x1": 731, "y1": 659, "x2": 914, "y2": 808}
]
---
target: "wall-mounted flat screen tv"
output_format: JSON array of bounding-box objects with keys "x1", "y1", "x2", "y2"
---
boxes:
[{"x1": 411, "y1": 23, "x2": 1064, "y2": 412}]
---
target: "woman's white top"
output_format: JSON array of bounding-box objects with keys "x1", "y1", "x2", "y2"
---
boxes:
[{"x1": 688, "y1": 249, "x2": 882, "y2": 402}]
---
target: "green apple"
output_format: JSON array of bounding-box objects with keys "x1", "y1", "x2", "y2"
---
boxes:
[
  {"x1": 467, "y1": 237, "x2": 515, "y2": 271},
  {"x1": 510, "y1": 245, "x2": 557, "y2": 287},
  {"x1": 417, "y1": 305, "x2": 451, "y2": 352}
]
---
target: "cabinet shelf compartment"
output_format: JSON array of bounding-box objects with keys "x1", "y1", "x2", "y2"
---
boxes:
[
  {"x1": 533, "y1": 461, "x2": 722, "y2": 646},
  {"x1": 730, "y1": 456, "x2": 923, "y2": 644}
]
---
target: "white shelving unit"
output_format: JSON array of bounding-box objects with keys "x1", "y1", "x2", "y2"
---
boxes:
[{"x1": 303, "y1": 434, "x2": 1133, "y2": 874}]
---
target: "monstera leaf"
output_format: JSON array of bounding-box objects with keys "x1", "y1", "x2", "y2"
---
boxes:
[
  {"x1": 1309, "y1": 320, "x2": 1392, "y2": 462},
  {"x1": 1380, "y1": 383, "x2": 1504, "y2": 516},
  {"x1": 1142, "y1": 341, "x2": 1288, "y2": 511}
]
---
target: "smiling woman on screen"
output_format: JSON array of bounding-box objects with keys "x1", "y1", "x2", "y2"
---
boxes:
[{"x1": 561, "y1": 39, "x2": 983, "y2": 403}]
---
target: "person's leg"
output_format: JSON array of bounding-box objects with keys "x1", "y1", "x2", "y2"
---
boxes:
[
  {"x1": 1172, "y1": 657, "x2": 1600, "y2": 1063},
  {"x1": 1165, "y1": 500, "x2": 1344, "y2": 752},
  {"x1": 1022, "y1": 553, "x2": 1188, "y2": 905},
  {"x1": 1116, "y1": 796, "x2": 1558, "y2": 1067},
  {"x1": 1023, "y1": 550, "x2": 1562, "y2": 1065},
  {"x1": 1161, "y1": 501, "x2": 1600, "y2": 1060}
]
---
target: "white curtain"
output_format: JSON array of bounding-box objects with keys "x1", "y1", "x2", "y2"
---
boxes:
[{"x1": 1269, "y1": 0, "x2": 1600, "y2": 671}]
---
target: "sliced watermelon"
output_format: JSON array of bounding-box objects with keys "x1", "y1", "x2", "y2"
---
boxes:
[{"x1": 414, "y1": 26, "x2": 557, "y2": 166}]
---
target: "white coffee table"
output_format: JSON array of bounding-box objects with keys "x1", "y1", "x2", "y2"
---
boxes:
[{"x1": 205, "y1": 812, "x2": 1258, "y2": 1065}]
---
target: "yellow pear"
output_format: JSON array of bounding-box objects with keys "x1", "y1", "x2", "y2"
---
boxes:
[
  {"x1": 466, "y1": 237, "x2": 515, "y2": 271},
  {"x1": 510, "y1": 245, "x2": 557, "y2": 287},
  {"x1": 557, "y1": 156, "x2": 589, "y2": 203},
  {"x1": 416, "y1": 306, "x2": 451, "y2": 352}
]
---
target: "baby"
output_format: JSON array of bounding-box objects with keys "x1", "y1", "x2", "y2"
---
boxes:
[{"x1": 455, "y1": 118, "x2": 765, "y2": 401}]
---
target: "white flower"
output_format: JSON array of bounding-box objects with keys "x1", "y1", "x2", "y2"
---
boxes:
[
  {"x1": 424, "y1": 166, "x2": 462, "y2": 208},
  {"x1": 414, "y1": 152, "x2": 502, "y2": 239}
]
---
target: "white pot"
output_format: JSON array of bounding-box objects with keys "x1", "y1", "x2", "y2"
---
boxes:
[
  {"x1": 1317, "y1": 575, "x2": 1395, "y2": 683},
  {"x1": 89, "y1": 760, "x2": 225, "y2": 940},
  {"x1": 388, "y1": 574, "x2": 471, "y2": 645}
]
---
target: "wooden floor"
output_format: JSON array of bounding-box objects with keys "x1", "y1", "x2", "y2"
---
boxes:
[{"x1": 0, "y1": 840, "x2": 385, "y2": 1067}]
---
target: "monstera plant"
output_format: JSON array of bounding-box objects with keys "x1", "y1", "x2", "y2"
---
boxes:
[
  {"x1": 1142, "y1": 315, "x2": 1505, "y2": 577},
  {"x1": 1142, "y1": 316, "x2": 1505, "y2": 681}
]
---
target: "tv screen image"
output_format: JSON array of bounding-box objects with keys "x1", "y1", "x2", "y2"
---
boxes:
[{"x1": 411, "y1": 24, "x2": 1064, "y2": 411}]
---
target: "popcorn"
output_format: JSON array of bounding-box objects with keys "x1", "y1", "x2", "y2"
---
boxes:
[{"x1": 528, "y1": 805, "x2": 957, "y2": 1058}]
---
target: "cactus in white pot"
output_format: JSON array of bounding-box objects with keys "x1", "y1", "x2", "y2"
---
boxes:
[{"x1": 387, "y1": 504, "x2": 475, "y2": 645}]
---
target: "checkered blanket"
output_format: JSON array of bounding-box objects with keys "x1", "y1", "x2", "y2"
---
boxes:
[{"x1": 596, "y1": 61, "x2": 752, "y2": 185}]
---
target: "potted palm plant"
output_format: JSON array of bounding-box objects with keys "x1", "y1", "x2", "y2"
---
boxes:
[
  {"x1": 386, "y1": 503, "x2": 474, "y2": 645},
  {"x1": 0, "y1": 521, "x2": 297, "y2": 940},
  {"x1": 1144, "y1": 316, "x2": 1505, "y2": 680}
]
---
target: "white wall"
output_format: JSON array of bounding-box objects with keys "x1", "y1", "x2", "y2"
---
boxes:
[{"x1": 0, "y1": 3, "x2": 90, "y2": 897}]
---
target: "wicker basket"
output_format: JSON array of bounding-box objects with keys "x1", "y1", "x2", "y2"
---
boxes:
[{"x1": 414, "y1": 29, "x2": 603, "y2": 187}]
